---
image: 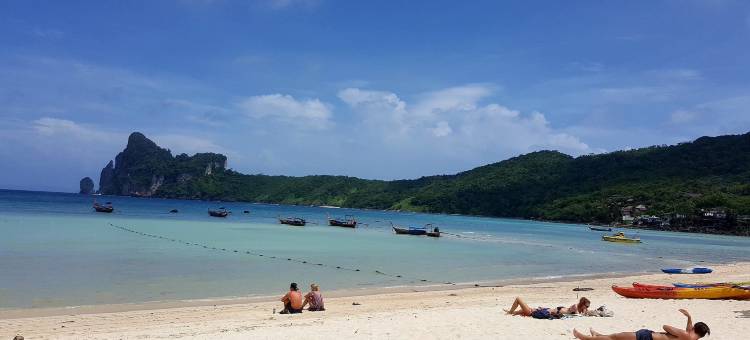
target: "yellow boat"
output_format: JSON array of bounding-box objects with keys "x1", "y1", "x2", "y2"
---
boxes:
[{"x1": 602, "y1": 232, "x2": 641, "y2": 243}]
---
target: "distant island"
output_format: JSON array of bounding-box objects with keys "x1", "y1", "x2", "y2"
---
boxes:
[{"x1": 88, "y1": 132, "x2": 750, "y2": 236}]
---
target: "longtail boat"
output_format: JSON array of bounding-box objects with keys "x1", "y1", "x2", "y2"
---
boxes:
[
  {"x1": 93, "y1": 202, "x2": 114, "y2": 213},
  {"x1": 426, "y1": 224, "x2": 441, "y2": 237},
  {"x1": 208, "y1": 208, "x2": 229, "y2": 217},
  {"x1": 392, "y1": 224, "x2": 427, "y2": 235},
  {"x1": 328, "y1": 214, "x2": 357, "y2": 228},
  {"x1": 589, "y1": 226, "x2": 612, "y2": 232},
  {"x1": 280, "y1": 217, "x2": 306, "y2": 226}
]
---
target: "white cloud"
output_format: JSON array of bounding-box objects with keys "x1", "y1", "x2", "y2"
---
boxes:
[
  {"x1": 338, "y1": 88, "x2": 408, "y2": 133},
  {"x1": 152, "y1": 134, "x2": 226, "y2": 155},
  {"x1": 431, "y1": 121, "x2": 452, "y2": 137},
  {"x1": 670, "y1": 110, "x2": 700, "y2": 124},
  {"x1": 30, "y1": 28, "x2": 64, "y2": 39},
  {"x1": 412, "y1": 84, "x2": 494, "y2": 118},
  {"x1": 29, "y1": 117, "x2": 230, "y2": 156},
  {"x1": 32, "y1": 117, "x2": 124, "y2": 142},
  {"x1": 162, "y1": 99, "x2": 229, "y2": 127},
  {"x1": 650, "y1": 68, "x2": 702, "y2": 81},
  {"x1": 238, "y1": 94, "x2": 332, "y2": 129},
  {"x1": 339, "y1": 85, "x2": 593, "y2": 160},
  {"x1": 338, "y1": 88, "x2": 404, "y2": 108}
]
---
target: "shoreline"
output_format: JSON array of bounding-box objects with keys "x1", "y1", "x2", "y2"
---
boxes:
[
  {"x1": 2, "y1": 262, "x2": 749, "y2": 339},
  {"x1": 0, "y1": 262, "x2": 736, "y2": 319},
  {"x1": 0, "y1": 269, "x2": 650, "y2": 319}
]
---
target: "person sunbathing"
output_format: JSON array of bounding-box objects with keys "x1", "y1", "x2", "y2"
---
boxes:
[
  {"x1": 280, "y1": 282, "x2": 303, "y2": 314},
  {"x1": 301, "y1": 283, "x2": 325, "y2": 311},
  {"x1": 504, "y1": 296, "x2": 590, "y2": 319},
  {"x1": 573, "y1": 309, "x2": 710, "y2": 340}
]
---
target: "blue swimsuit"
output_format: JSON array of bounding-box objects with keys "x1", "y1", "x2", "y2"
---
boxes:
[{"x1": 635, "y1": 329, "x2": 653, "y2": 340}]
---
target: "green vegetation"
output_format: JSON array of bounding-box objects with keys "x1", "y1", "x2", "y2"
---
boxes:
[
  {"x1": 99, "y1": 132, "x2": 227, "y2": 196},
  {"x1": 103, "y1": 132, "x2": 750, "y2": 235}
]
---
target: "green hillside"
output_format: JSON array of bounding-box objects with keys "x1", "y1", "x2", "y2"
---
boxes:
[{"x1": 98, "y1": 132, "x2": 750, "y2": 235}]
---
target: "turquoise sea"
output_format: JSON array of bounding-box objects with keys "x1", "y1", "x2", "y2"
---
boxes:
[{"x1": 1, "y1": 189, "x2": 749, "y2": 309}]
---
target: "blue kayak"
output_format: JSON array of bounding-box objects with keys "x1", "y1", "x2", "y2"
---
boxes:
[
  {"x1": 662, "y1": 267, "x2": 713, "y2": 274},
  {"x1": 673, "y1": 283, "x2": 713, "y2": 288}
]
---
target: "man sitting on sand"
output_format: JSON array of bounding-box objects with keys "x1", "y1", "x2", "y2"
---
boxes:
[
  {"x1": 302, "y1": 283, "x2": 325, "y2": 311},
  {"x1": 280, "y1": 282, "x2": 303, "y2": 314},
  {"x1": 573, "y1": 309, "x2": 710, "y2": 340},
  {"x1": 504, "y1": 296, "x2": 590, "y2": 319}
]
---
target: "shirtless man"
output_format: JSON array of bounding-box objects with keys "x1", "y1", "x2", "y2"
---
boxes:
[
  {"x1": 279, "y1": 282, "x2": 304, "y2": 314},
  {"x1": 573, "y1": 309, "x2": 710, "y2": 340},
  {"x1": 504, "y1": 296, "x2": 589, "y2": 319}
]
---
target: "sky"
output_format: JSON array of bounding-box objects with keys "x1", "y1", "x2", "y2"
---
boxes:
[{"x1": 1, "y1": 0, "x2": 750, "y2": 192}]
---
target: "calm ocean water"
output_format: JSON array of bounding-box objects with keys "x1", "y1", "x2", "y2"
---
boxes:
[{"x1": 1, "y1": 189, "x2": 749, "y2": 309}]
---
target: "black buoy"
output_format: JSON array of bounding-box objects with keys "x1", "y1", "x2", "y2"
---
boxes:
[
  {"x1": 243, "y1": 210, "x2": 250, "y2": 214},
  {"x1": 170, "y1": 209, "x2": 178, "y2": 213}
]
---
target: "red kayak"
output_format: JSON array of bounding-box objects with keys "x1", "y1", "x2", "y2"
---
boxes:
[{"x1": 613, "y1": 285, "x2": 679, "y2": 299}]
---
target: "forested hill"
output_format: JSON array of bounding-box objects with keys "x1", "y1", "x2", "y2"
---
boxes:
[{"x1": 95, "y1": 132, "x2": 750, "y2": 234}]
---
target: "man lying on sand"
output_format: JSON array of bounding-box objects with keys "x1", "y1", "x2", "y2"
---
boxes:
[
  {"x1": 279, "y1": 282, "x2": 303, "y2": 314},
  {"x1": 504, "y1": 296, "x2": 590, "y2": 319},
  {"x1": 573, "y1": 309, "x2": 710, "y2": 340}
]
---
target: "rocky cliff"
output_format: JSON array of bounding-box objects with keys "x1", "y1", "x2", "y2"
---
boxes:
[
  {"x1": 97, "y1": 132, "x2": 227, "y2": 196},
  {"x1": 79, "y1": 177, "x2": 95, "y2": 194}
]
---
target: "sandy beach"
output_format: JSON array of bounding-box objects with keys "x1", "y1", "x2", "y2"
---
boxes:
[{"x1": 1, "y1": 263, "x2": 749, "y2": 339}]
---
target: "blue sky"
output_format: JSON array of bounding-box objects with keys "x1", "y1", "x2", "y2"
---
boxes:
[{"x1": 1, "y1": 0, "x2": 750, "y2": 192}]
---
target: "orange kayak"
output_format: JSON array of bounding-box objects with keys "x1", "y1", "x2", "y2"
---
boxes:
[{"x1": 613, "y1": 284, "x2": 750, "y2": 300}]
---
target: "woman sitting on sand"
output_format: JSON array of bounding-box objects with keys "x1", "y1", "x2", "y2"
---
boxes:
[
  {"x1": 302, "y1": 283, "x2": 325, "y2": 311},
  {"x1": 280, "y1": 282, "x2": 304, "y2": 314},
  {"x1": 504, "y1": 296, "x2": 590, "y2": 319},
  {"x1": 573, "y1": 309, "x2": 709, "y2": 340}
]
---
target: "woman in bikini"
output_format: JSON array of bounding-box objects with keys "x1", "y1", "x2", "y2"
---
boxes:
[
  {"x1": 504, "y1": 296, "x2": 590, "y2": 319},
  {"x1": 572, "y1": 309, "x2": 710, "y2": 340}
]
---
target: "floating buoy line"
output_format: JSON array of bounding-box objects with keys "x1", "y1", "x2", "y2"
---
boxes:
[{"x1": 108, "y1": 222, "x2": 454, "y2": 286}]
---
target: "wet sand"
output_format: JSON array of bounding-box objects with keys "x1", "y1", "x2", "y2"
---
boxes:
[{"x1": 2, "y1": 263, "x2": 749, "y2": 339}]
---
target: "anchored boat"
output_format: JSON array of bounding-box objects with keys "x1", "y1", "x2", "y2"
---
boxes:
[
  {"x1": 280, "y1": 217, "x2": 306, "y2": 226},
  {"x1": 328, "y1": 214, "x2": 357, "y2": 228},
  {"x1": 426, "y1": 224, "x2": 441, "y2": 237},
  {"x1": 93, "y1": 202, "x2": 114, "y2": 213},
  {"x1": 602, "y1": 232, "x2": 641, "y2": 243},
  {"x1": 208, "y1": 208, "x2": 229, "y2": 217},
  {"x1": 393, "y1": 226, "x2": 427, "y2": 235}
]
